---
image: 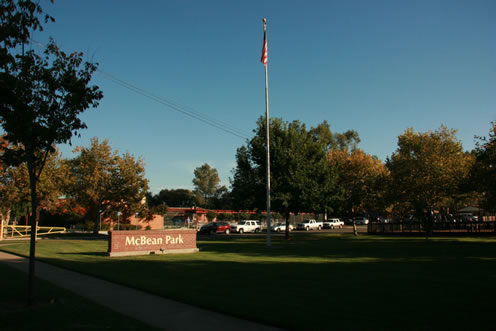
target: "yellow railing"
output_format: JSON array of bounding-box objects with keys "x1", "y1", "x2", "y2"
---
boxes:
[{"x1": 0, "y1": 224, "x2": 66, "y2": 240}]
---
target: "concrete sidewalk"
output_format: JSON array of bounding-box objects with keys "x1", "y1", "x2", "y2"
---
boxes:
[{"x1": 0, "y1": 251, "x2": 281, "y2": 331}]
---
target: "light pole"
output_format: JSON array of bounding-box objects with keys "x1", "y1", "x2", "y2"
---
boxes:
[
  {"x1": 117, "y1": 211, "x2": 121, "y2": 231},
  {"x1": 135, "y1": 212, "x2": 139, "y2": 230},
  {"x1": 99, "y1": 210, "x2": 103, "y2": 232}
]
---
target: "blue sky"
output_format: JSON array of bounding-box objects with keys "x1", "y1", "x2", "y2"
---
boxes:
[{"x1": 29, "y1": 0, "x2": 495, "y2": 193}]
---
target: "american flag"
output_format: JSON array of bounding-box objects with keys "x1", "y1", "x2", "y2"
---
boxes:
[{"x1": 261, "y1": 29, "x2": 268, "y2": 65}]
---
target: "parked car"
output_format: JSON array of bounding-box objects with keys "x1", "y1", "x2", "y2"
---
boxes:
[
  {"x1": 271, "y1": 222, "x2": 293, "y2": 232},
  {"x1": 231, "y1": 220, "x2": 262, "y2": 234},
  {"x1": 296, "y1": 219, "x2": 323, "y2": 231},
  {"x1": 354, "y1": 217, "x2": 369, "y2": 225},
  {"x1": 323, "y1": 218, "x2": 344, "y2": 229},
  {"x1": 376, "y1": 217, "x2": 391, "y2": 224},
  {"x1": 199, "y1": 222, "x2": 231, "y2": 235}
]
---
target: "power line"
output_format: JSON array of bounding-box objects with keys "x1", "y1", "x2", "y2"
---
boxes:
[
  {"x1": 97, "y1": 69, "x2": 252, "y2": 140},
  {"x1": 29, "y1": 39, "x2": 252, "y2": 140}
]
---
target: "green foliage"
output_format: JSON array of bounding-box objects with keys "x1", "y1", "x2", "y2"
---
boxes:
[
  {"x1": 150, "y1": 204, "x2": 168, "y2": 215},
  {"x1": 192, "y1": 163, "x2": 223, "y2": 208},
  {"x1": 99, "y1": 222, "x2": 111, "y2": 231},
  {"x1": 66, "y1": 138, "x2": 149, "y2": 232},
  {"x1": 470, "y1": 123, "x2": 496, "y2": 211},
  {"x1": 206, "y1": 210, "x2": 217, "y2": 222},
  {"x1": 0, "y1": 0, "x2": 103, "y2": 248},
  {"x1": 231, "y1": 117, "x2": 339, "y2": 223},
  {"x1": 387, "y1": 126, "x2": 474, "y2": 217},
  {"x1": 1, "y1": 147, "x2": 70, "y2": 224},
  {"x1": 309, "y1": 120, "x2": 360, "y2": 152},
  {"x1": 117, "y1": 223, "x2": 142, "y2": 231},
  {"x1": 82, "y1": 220, "x2": 95, "y2": 232},
  {"x1": 329, "y1": 148, "x2": 389, "y2": 217},
  {"x1": 151, "y1": 188, "x2": 197, "y2": 207},
  {"x1": 237, "y1": 212, "x2": 252, "y2": 221},
  {"x1": 216, "y1": 213, "x2": 234, "y2": 221}
]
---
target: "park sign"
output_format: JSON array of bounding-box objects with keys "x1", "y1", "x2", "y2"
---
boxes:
[{"x1": 108, "y1": 229, "x2": 199, "y2": 257}]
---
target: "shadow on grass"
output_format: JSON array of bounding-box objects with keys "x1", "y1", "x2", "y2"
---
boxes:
[
  {"x1": 0, "y1": 263, "x2": 157, "y2": 330},
  {"x1": 22, "y1": 233, "x2": 496, "y2": 330},
  {"x1": 36, "y1": 253, "x2": 496, "y2": 331},
  {"x1": 197, "y1": 233, "x2": 496, "y2": 262}
]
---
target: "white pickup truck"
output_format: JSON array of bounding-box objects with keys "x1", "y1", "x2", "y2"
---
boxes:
[
  {"x1": 296, "y1": 219, "x2": 323, "y2": 231},
  {"x1": 323, "y1": 218, "x2": 344, "y2": 229}
]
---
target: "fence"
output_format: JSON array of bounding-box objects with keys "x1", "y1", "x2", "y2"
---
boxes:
[
  {"x1": 0, "y1": 224, "x2": 66, "y2": 240},
  {"x1": 368, "y1": 221, "x2": 496, "y2": 234}
]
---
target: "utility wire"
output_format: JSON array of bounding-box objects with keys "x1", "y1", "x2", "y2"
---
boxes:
[
  {"x1": 97, "y1": 69, "x2": 252, "y2": 140},
  {"x1": 30, "y1": 39, "x2": 252, "y2": 140}
]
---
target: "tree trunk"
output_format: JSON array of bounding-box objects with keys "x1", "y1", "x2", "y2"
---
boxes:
[
  {"x1": 27, "y1": 155, "x2": 38, "y2": 306},
  {"x1": 352, "y1": 209, "x2": 358, "y2": 236},
  {"x1": 422, "y1": 208, "x2": 433, "y2": 241},
  {"x1": 285, "y1": 212, "x2": 290, "y2": 240},
  {"x1": 91, "y1": 208, "x2": 100, "y2": 234},
  {"x1": 4, "y1": 209, "x2": 11, "y2": 225}
]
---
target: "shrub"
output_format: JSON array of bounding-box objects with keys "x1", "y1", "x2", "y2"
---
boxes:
[
  {"x1": 206, "y1": 211, "x2": 217, "y2": 222},
  {"x1": 238, "y1": 212, "x2": 251, "y2": 221},
  {"x1": 117, "y1": 224, "x2": 142, "y2": 231},
  {"x1": 83, "y1": 221, "x2": 95, "y2": 232}
]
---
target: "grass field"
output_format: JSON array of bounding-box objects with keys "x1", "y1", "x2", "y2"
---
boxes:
[{"x1": 1, "y1": 233, "x2": 496, "y2": 330}]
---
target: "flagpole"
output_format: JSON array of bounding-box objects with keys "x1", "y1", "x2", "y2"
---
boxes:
[{"x1": 262, "y1": 18, "x2": 271, "y2": 247}]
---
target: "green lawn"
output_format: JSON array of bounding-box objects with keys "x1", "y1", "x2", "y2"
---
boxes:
[
  {"x1": 1, "y1": 233, "x2": 496, "y2": 330},
  {"x1": 0, "y1": 263, "x2": 158, "y2": 330}
]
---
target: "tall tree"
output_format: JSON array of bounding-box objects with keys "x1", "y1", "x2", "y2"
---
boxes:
[
  {"x1": 1, "y1": 139, "x2": 68, "y2": 226},
  {"x1": 329, "y1": 148, "x2": 389, "y2": 235},
  {"x1": 470, "y1": 122, "x2": 496, "y2": 212},
  {"x1": 232, "y1": 117, "x2": 338, "y2": 238},
  {"x1": 192, "y1": 163, "x2": 223, "y2": 208},
  {"x1": 0, "y1": 136, "x2": 25, "y2": 224},
  {"x1": 66, "y1": 138, "x2": 148, "y2": 231},
  {"x1": 230, "y1": 145, "x2": 263, "y2": 210},
  {"x1": 154, "y1": 188, "x2": 198, "y2": 207},
  {"x1": 0, "y1": 0, "x2": 103, "y2": 304},
  {"x1": 387, "y1": 126, "x2": 474, "y2": 236},
  {"x1": 309, "y1": 120, "x2": 360, "y2": 152}
]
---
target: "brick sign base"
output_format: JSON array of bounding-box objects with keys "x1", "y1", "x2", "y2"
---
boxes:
[{"x1": 108, "y1": 229, "x2": 199, "y2": 257}]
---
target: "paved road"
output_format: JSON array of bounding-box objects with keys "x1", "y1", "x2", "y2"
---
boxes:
[
  {"x1": 0, "y1": 251, "x2": 282, "y2": 331},
  {"x1": 200, "y1": 225, "x2": 368, "y2": 237}
]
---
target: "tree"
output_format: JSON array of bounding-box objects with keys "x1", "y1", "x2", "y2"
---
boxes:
[
  {"x1": 329, "y1": 148, "x2": 389, "y2": 235},
  {"x1": 206, "y1": 210, "x2": 217, "y2": 222},
  {"x1": 153, "y1": 188, "x2": 198, "y2": 207},
  {"x1": 0, "y1": 0, "x2": 103, "y2": 304},
  {"x1": 387, "y1": 126, "x2": 474, "y2": 236},
  {"x1": 309, "y1": 120, "x2": 360, "y2": 152},
  {"x1": 231, "y1": 117, "x2": 338, "y2": 238},
  {"x1": 66, "y1": 138, "x2": 148, "y2": 232},
  {"x1": 470, "y1": 122, "x2": 496, "y2": 212},
  {"x1": 230, "y1": 145, "x2": 263, "y2": 210},
  {"x1": 1, "y1": 138, "x2": 69, "y2": 226},
  {"x1": 209, "y1": 185, "x2": 232, "y2": 210},
  {"x1": 108, "y1": 151, "x2": 149, "y2": 220},
  {"x1": 0, "y1": 136, "x2": 26, "y2": 224},
  {"x1": 192, "y1": 163, "x2": 223, "y2": 208}
]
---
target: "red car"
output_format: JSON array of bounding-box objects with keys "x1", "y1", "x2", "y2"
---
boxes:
[{"x1": 199, "y1": 222, "x2": 231, "y2": 235}]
